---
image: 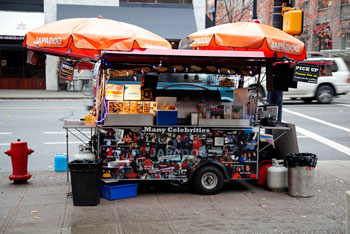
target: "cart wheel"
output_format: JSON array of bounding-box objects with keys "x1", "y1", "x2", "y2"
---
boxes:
[{"x1": 193, "y1": 166, "x2": 224, "y2": 195}]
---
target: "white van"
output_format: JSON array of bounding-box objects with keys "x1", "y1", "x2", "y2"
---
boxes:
[{"x1": 248, "y1": 57, "x2": 350, "y2": 104}]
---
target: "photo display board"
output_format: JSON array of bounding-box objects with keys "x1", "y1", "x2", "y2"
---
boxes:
[{"x1": 99, "y1": 126, "x2": 258, "y2": 180}]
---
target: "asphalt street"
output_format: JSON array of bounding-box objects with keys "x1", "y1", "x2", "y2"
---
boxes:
[
  {"x1": 282, "y1": 94, "x2": 350, "y2": 161},
  {"x1": 0, "y1": 95, "x2": 349, "y2": 172},
  {"x1": 0, "y1": 99, "x2": 91, "y2": 172}
]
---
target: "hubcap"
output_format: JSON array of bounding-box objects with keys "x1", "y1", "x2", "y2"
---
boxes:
[{"x1": 201, "y1": 172, "x2": 218, "y2": 190}]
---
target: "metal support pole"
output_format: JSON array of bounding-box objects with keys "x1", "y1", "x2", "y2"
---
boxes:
[
  {"x1": 347, "y1": 191, "x2": 350, "y2": 234},
  {"x1": 253, "y1": 0, "x2": 258, "y2": 20},
  {"x1": 212, "y1": 0, "x2": 218, "y2": 26},
  {"x1": 66, "y1": 128, "x2": 69, "y2": 183},
  {"x1": 267, "y1": 0, "x2": 288, "y2": 121}
]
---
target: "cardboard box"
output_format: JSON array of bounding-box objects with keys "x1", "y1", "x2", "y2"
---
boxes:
[
  {"x1": 101, "y1": 183, "x2": 138, "y2": 200},
  {"x1": 104, "y1": 114, "x2": 154, "y2": 126},
  {"x1": 198, "y1": 119, "x2": 250, "y2": 126}
]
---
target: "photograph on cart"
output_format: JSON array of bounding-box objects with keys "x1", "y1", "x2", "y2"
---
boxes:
[{"x1": 99, "y1": 126, "x2": 258, "y2": 180}]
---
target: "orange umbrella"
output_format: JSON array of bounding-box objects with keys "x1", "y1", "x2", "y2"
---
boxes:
[
  {"x1": 183, "y1": 22, "x2": 306, "y2": 61},
  {"x1": 24, "y1": 17, "x2": 172, "y2": 58}
]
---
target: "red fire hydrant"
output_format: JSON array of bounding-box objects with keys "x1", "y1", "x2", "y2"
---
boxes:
[{"x1": 4, "y1": 139, "x2": 34, "y2": 183}]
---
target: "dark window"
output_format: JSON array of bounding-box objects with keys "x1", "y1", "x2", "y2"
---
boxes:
[
  {"x1": 120, "y1": 0, "x2": 192, "y2": 3},
  {"x1": 0, "y1": 45, "x2": 44, "y2": 79},
  {"x1": 1, "y1": 49, "x2": 23, "y2": 78},
  {"x1": 330, "y1": 63, "x2": 338, "y2": 73},
  {"x1": 0, "y1": 0, "x2": 43, "y2": 12}
]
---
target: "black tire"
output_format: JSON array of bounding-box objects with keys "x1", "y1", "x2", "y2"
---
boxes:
[
  {"x1": 316, "y1": 85, "x2": 334, "y2": 104},
  {"x1": 301, "y1": 98, "x2": 313, "y2": 103},
  {"x1": 193, "y1": 166, "x2": 224, "y2": 195}
]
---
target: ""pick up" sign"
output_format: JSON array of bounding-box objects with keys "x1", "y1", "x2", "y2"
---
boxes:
[{"x1": 293, "y1": 62, "x2": 320, "y2": 84}]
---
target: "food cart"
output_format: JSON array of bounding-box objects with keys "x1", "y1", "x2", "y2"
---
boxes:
[
  {"x1": 24, "y1": 19, "x2": 305, "y2": 195},
  {"x1": 66, "y1": 48, "x2": 298, "y2": 195}
]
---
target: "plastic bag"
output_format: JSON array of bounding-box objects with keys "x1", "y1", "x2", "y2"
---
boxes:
[{"x1": 285, "y1": 153, "x2": 317, "y2": 167}]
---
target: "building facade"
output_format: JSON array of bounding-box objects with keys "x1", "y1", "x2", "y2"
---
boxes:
[
  {"x1": 296, "y1": 0, "x2": 350, "y2": 66},
  {"x1": 44, "y1": 0, "x2": 205, "y2": 91},
  {"x1": 209, "y1": 0, "x2": 350, "y2": 66},
  {"x1": 0, "y1": 0, "x2": 45, "y2": 89},
  {"x1": 1, "y1": 0, "x2": 205, "y2": 90}
]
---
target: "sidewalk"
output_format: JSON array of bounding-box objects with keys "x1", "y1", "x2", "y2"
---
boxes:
[
  {"x1": 0, "y1": 89, "x2": 89, "y2": 99},
  {"x1": 0, "y1": 160, "x2": 349, "y2": 234}
]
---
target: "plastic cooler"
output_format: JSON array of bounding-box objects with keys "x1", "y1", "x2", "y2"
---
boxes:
[
  {"x1": 101, "y1": 183, "x2": 138, "y2": 200},
  {"x1": 54, "y1": 154, "x2": 67, "y2": 172}
]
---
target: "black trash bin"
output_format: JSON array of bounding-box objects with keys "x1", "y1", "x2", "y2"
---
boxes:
[
  {"x1": 286, "y1": 153, "x2": 317, "y2": 197},
  {"x1": 68, "y1": 159, "x2": 102, "y2": 206}
]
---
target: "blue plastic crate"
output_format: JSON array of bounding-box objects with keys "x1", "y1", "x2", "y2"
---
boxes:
[
  {"x1": 156, "y1": 110, "x2": 178, "y2": 125},
  {"x1": 54, "y1": 154, "x2": 67, "y2": 172},
  {"x1": 101, "y1": 183, "x2": 138, "y2": 200}
]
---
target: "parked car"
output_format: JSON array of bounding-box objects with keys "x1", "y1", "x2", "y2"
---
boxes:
[{"x1": 247, "y1": 57, "x2": 350, "y2": 104}]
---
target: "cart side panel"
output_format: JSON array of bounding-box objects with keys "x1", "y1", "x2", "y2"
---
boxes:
[{"x1": 99, "y1": 126, "x2": 258, "y2": 181}]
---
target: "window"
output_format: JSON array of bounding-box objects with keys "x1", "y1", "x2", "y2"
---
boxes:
[
  {"x1": 330, "y1": 63, "x2": 338, "y2": 73},
  {"x1": 120, "y1": 0, "x2": 192, "y2": 3},
  {"x1": 342, "y1": 32, "x2": 350, "y2": 49},
  {"x1": 318, "y1": 0, "x2": 331, "y2": 9}
]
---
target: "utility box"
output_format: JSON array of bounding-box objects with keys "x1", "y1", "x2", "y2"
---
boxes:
[{"x1": 283, "y1": 9, "x2": 303, "y2": 35}]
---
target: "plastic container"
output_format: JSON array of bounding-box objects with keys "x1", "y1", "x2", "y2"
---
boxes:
[
  {"x1": 156, "y1": 110, "x2": 178, "y2": 125},
  {"x1": 101, "y1": 183, "x2": 138, "y2": 200},
  {"x1": 68, "y1": 159, "x2": 102, "y2": 206},
  {"x1": 257, "y1": 160, "x2": 272, "y2": 186},
  {"x1": 286, "y1": 153, "x2": 317, "y2": 197},
  {"x1": 55, "y1": 154, "x2": 67, "y2": 172}
]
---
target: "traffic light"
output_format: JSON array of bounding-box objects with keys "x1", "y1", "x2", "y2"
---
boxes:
[{"x1": 282, "y1": 8, "x2": 303, "y2": 35}]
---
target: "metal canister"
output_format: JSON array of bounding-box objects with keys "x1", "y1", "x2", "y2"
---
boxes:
[{"x1": 267, "y1": 159, "x2": 288, "y2": 192}]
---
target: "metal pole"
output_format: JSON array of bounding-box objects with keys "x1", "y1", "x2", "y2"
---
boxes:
[
  {"x1": 253, "y1": 0, "x2": 258, "y2": 20},
  {"x1": 66, "y1": 128, "x2": 69, "y2": 183},
  {"x1": 212, "y1": 0, "x2": 217, "y2": 26},
  {"x1": 267, "y1": 0, "x2": 287, "y2": 121}
]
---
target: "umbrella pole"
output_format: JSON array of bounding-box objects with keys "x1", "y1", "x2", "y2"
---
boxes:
[
  {"x1": 254, "y1": 68, "x2": 262, "y2": 125},
  {"x1": 96, "y1": 69, "x2": 105, "y2": 123}
]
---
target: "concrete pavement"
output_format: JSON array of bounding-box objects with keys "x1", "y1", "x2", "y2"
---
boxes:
[
  {"x1": 1, "y1": 160, "x2": 349, "y2": 234},
  {"x1": 0, "y1": 89, "x2": 88, "y2": 99}
]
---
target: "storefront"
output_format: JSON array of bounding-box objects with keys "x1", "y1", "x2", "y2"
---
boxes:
[{"x1": 0, "y1": 11, "x2": 45, "y2": 89}]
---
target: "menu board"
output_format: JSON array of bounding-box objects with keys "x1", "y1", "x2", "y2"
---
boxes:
[
  {"x1": 124, "y1": 84, "x2": 141, "y2": 100},
  {"x1": 106, "y1": 84, "x2": 124, "y2": 100}
]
